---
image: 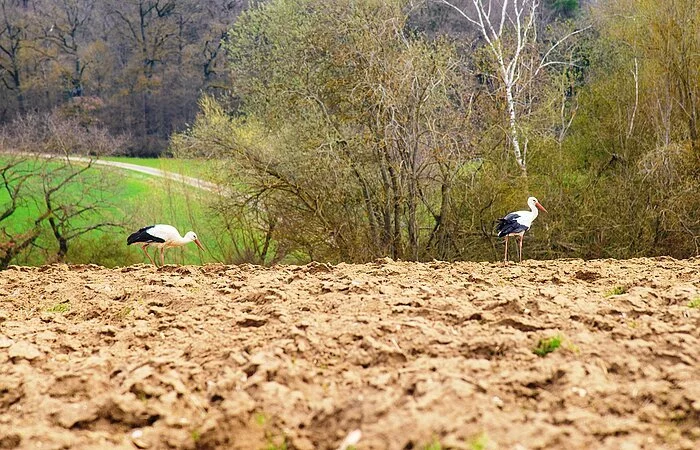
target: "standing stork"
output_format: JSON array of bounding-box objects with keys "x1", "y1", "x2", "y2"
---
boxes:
[
  {"x1": 496, "y1": 197, "x2": 548, "y2": 263},
  {"x1": 127, "y1": 224, "x2": 204, "y2": 266}
]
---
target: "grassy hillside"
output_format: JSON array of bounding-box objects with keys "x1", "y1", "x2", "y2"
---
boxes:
[{"x1": 1, "y1": 156, "x2": 228, "y2": 267}]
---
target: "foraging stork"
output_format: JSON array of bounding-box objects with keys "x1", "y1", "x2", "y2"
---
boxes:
[
  {"x1": 496, "y1": 197, "x2": 548, "y2": 263},
  {"x1": 127, "y1": 224, "x2": 203, "y2": 266}
]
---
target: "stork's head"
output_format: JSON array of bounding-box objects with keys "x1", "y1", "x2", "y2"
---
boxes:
[
  {"x1": 184, "y1": 231, "x2": 205, "y2": 250},
  {"x1": 528, "y1": 196, "x2": 548, "y2": 213}
]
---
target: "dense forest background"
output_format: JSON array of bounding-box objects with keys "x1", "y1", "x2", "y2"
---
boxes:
[
  {"x1": 0, "y1": 0, "x2": 248, "y2": 155},
  {"x1": 1, "y1": 0, "x2": 699, "y2": 265}
]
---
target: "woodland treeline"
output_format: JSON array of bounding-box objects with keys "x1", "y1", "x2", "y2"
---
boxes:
[
  {"x1": 173, "y1": 0, "x2": 700, "y2": 262},
  {"x1": 0, "y1": 0, "x2": 247, "y2": 155},
  {"x1": 1, "y1": 0, "x2": 699, "y2": 266}
]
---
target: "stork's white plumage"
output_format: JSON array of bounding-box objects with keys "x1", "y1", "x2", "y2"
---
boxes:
[
  {"x1": 496, "y1": 197, "x2": 547, "y2": 263},
  {"x1": 127, "y1": 224, "x2": 203, "y2": 266}
]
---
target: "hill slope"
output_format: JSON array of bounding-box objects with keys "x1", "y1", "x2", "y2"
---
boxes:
[{"x1": 1, "y1": 258, "x2": 698, "y2": 449}]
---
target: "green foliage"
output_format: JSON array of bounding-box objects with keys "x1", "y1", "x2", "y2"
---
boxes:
[
  {"x1": 253, "y1": 412, "x2": 267, "y2": 427},
  {"x1": 117, "y1": 306, "x2": 133, "y2": 320},
  {"x1": 136, "y1": 0, "x2": 700, "y2": 263},
  {"x1": 533, "y1": 335, "x2": 563, "y2": 357},
  {"x1": 176, "y1": 0, "x2": 483, "y2": 263},
  {"x1": 688, "y1": 298, "x2": 700, "y2": 309},
  {"x1": 547, "y1": 0, "x2": 579, "y2": 16},
  {"x1": 468, "y1": 433, "x2": 489, "y2": 450},
  {"x1": 46, "y1": 302, "x2": 70, "y2": 313},
  {"x1": 419, "y1": 434, "x2": 489, "y2": 450},
  {"x1": 605, "y1": 286, "x2": 627, "y2": 297},
  {"x1": 264, "y1": 442, "x2": 287, "y2": 450},
  {"x1": 551, "y1": 0, "x2": 700, "y2": 260},
  {"x1": 423, "y1": 439, "x2": 442, "y2": 450},
  {"x1": 252, "y1": 411, "x2": 288, "y2": 450}
]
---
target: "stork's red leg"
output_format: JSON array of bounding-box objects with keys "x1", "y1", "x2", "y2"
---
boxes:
[
  {"x1": 141, "y1": 245, "x2": 156, "y2": 266},
  {"x1": 504, "y1": 236, "x2": 509, "y2": 263},
  {"x1": 518, "y1": 235, "x2": 524, "y2": 262},
  {"x1": 160, "y1": 247, "x2": 165, "y2": 267}
]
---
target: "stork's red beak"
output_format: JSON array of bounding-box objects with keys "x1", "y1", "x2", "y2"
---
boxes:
[
  {"x1": 536, "y1": 202, "x2": 548, "y2": 213},
  {"x1": 194, "y1": 238, "x2": 204, "y2": 250}
]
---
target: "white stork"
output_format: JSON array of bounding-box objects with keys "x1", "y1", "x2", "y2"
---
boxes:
[
  {"x1": 127, "y1": 224, "x2": 203, "y2": 266},
  {"x1": 496, "y1": 197, "x2": 548, "y2": 263}
]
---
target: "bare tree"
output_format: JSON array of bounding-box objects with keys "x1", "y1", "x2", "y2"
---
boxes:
[
  {"x1": 196, "y1": 0, "x2": 247, "y2": 85},
  {"x1": 437, "y1": 0, "x2": 589, "y2": 174},
  {"x1": 39, "y1": 157, "x2": 122, "y2": 260},
  {"x1": 0, "y1": 111, "x2": 125, "y2": 266},
  {"x1": 174, "y1": 0, "x2": 479, "y2": 262},
  {"x1": 0, "y1": 0, "x2": 34, "y2": 114},
  {"x1": 104, "y1": 0, "x2": 179, "y2": 139},
  {"x1": 0, "y1": 156, "x2": 47, "y2": 268},
  {"x1": 38, "y1": 0, "x2": 98, "y2": 99},
  {"x1": 0, "y1": 0, "x2": 251, "y2": 155}
]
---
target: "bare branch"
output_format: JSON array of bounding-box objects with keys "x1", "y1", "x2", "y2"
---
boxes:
[
  {"x1": 534, "y1": 25, "x2": 592, "y2": 78},
  {"x1": 627, "y1": 56, "x2": 639, "y2": 141},
  {"x1": 436, "y1": 0, "x2": 481, "y2": 28}
]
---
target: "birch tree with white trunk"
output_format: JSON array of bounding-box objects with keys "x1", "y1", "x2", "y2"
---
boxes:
[{"x1": 437, "y1": 0, "x2": 589, "y2": 175}]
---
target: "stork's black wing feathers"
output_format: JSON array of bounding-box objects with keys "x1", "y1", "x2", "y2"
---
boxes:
[
  {"x1": 495, "y1": 214, "x2": 529, "y2": 237},
  {"x1": 127, "y1": 225, "x2": 165, "y2": 245}
]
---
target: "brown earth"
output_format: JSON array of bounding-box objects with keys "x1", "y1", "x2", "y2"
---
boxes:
[{"x1": 0, "y1": 257, "x2": 699, "y2": 450}]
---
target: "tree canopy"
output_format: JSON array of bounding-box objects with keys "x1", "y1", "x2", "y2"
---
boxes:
[{"x1": 173, "y1": 0, "x2": 700, "y2": 262}]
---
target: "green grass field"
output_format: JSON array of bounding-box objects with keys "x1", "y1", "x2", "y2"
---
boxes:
[{"x1": 1, "y1": 156, "x2": 234, "y2": 267}]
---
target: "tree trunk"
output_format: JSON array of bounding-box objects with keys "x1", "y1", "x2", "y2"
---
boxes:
[
  {"x1": 505, "y1": 81, "x2": 527, "y2": 175},
  {"x1": 58, "y1": 237, "x2": 68, "y2": 260},
  {"x1": 388, "y1": 164, "x2": 402, "y2": 259},
  {"x1": 378, "y1": 145, "x2": 395, "y2": 255},
  {"x1": 688, "y1": 93, "x2": 699, "y2": 163},
  {"x1": 406, "y1": 176, "x2": 418, "y2": 260},
  {"x1": 11, "y1": 63, "x2": 25, "y2": 115},
  {"x1": 48, "y1": 216, "x2": 68, "y2": 261},
  {"x1": 0, "y1": 227, "x2": 41, "y2": 269}
]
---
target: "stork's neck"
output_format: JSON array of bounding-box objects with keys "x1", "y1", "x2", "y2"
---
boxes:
[
  {"x1": 529, "y1": 203, "x2": 539, "y2": 218},
  {"x1": 175, "y1": 234, "x2": 190, "y2": 246},
  {"x1": 176, "y1": 232, "x2": 196, "y2": 247}
]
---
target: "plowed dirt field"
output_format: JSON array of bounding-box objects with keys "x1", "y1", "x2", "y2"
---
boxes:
[{"x1": 1, "y1": 258, "x2": 699, "y2": 450}]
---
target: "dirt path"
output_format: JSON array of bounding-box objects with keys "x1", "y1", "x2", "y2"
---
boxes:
[
  {"x1": 85, "y1": 158, "x2": 222, "y2": 193},
  {"x1": 1, "y1": 152, "x2": 222, "y2": 192},
  {"x1": 0, "y1": 257, "x2": 698, "y2": 450}
]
